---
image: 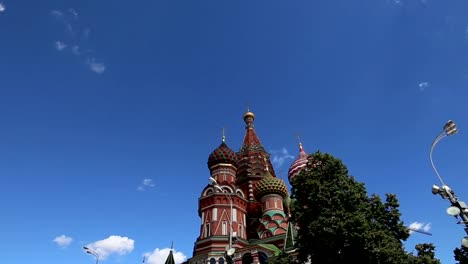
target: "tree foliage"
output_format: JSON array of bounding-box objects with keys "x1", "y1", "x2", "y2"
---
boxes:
[
  {"x1": 454, "y1": 246, "x2": 468, "y2": 264},
  {"x1": 268, "y1": 251, "x2": 296, "y2": 264},
  {"x1": 408, "y1": 243, "x2": 440, "y2": 264},
  {"x1": 289, "y1": 151, "x2": 440, "y2": 264}
]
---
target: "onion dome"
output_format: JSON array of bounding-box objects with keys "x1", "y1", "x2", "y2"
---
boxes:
[
  {"x1": 288, "y1": 142, "x2": 308, "y2": 183},
  {"x1": 207, "y1": 136, "x2": 238, "y2": 169},
  {"x1": 243, "y1": 111, "x2": 255, "y2": 120},
  {"x1": 254, "y1": 170, "x2": 289, "y2": 199}
]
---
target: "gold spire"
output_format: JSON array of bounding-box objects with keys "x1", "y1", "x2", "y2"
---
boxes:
[{"x1": 243, "y1": 104, "x2": 255, "y2": 120}]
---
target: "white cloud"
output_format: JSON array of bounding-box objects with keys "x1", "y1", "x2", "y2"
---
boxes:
[
  {"x1": 408, "y1": 222, "x2": 431, "y2": 234},
  {"x1": 87, "y1": 58, "x2": 106, "y2": 74},
  {"x1": 68, "y1": 8, "x2": 78, "y2": 18},
  {"x1": 138, "y1": 178, "x2": 156, "y2": 191},
  {"x1": 55, "y1": 41, "x2": 67, "y2": 51},
  {"x1": 144, "y1": 248, "x2": 187, "y2": 264},
  {"x1": 51, "y1": 8, "x2": 107, "y2": 74},
  {"x1": 144, "y1": 179, "x2": 155, "y2": 187},
  {"x1": 85, "y1": 235, "x2": 134, "y2": 260},
  {"x1": 53, "y1": 235, "x2": 73, "y2": 247},
  {"x1": 51, "y1": 10, "x2": 63, "y2": 18},
  {"x1": 418, "y1": 82, "x2": 429, "y2": 92},
  {"x1": 270, "y1": 147, "x2": 295, "y2": 168},
  {"x1": 0, "y1": 3, "x2": 5, "y2": 12}
]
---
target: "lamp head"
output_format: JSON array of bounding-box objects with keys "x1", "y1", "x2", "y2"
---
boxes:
[
  {"x1": 444, "y1": 120, "x2": 458, "y2": 136},
  {"x1": 432, "y1": 185, "x2": 440, "y2": 195},
  {"x1": 226, "y1": 248, "x2": 236, "y2": 256},
  {"x1": 447, "y1": 206, "x2": 461, "y2": 216},
  {"x1": 462, "y1": 237, "x2": 468, "y2": 248}
]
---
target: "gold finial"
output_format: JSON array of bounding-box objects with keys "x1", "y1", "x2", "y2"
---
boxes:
[
  {"x1": 243, "y1": 105, "x2": 255, "y2": 120},
  {"x1": 222, "y1": 127, "x2": 226, "y2": 142}
]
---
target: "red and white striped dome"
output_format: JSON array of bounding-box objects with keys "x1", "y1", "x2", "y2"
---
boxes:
[{"x1": 288, "y1": 143, "x2": 308, "y2": 183}]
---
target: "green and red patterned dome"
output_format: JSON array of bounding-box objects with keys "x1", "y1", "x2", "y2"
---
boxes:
[
  {"x1": 254, "y1": 170, "x2": 289, "y2": 199},
  {"x1": 207, "y1": 138, "x2": 238, "y2": 169}
]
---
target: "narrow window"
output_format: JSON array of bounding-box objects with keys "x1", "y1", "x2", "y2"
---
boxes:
[
  {"x1": 213, "y1": 208, "x2": 218, "y2": 221},
  {"x1": 232, "y1": 208, "x2": 237, "y2": 222},
  {"x1": 205, "y1": 223, "x2": 211, "y2": 237},
  {"x1": 222, "y1": 221, "x2": 227, "y2": 235}
]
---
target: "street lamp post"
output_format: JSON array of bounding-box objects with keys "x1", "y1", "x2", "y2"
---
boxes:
[
  {"x1": 83, "y1": 246, "x2": 99, "y2": 264},
  {"x1": 209, "y1": 177, "x2": 235, "y2": 263},
  {"x1": 430, "y1": 120, "x2": 468, "y2": 247}
]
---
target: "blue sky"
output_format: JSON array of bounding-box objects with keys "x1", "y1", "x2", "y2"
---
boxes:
[{"x1": 2, "y1": 0, "x2": 468, "y2": 263}]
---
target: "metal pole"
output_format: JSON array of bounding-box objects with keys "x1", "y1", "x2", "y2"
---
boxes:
[
  {"x1": 430, "y1": 120, "x2": 468, "y2": 239},
  {"x1": 209, "y1": 177, "x2": 234, "y2": 263},
  {"x1": 228, "y1": 190, "x2": 233, "y2": 249},
  {"x1": 83, "y1": 247, "x2": 99, "y2": 264}
]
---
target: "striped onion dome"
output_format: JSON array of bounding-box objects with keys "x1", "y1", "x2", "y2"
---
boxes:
[
  {"x1": 207, "y1": 137, "x2": 238, "y2": 169},
  {"x1": 254, "y1": 170, "x2": 288, "y2": 199},
  {"x1": 288, "y1": 143, "x2": 308, "y2": 183}
]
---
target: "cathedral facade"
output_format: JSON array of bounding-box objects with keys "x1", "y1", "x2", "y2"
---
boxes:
[{"x1": 186, "y1": 110, "x2": 308, "y2": 264}]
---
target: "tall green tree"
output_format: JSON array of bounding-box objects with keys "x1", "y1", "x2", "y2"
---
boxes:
[
  {"x1": 454, "y1": 246, "x2": 468, "y2": 264},
  {"x1": 408, "y1": 243, "x2": 440, "y2": 264},
  {"x1": 289, "y1": 151, "x2": 439, "y2": 264},
  {"x1": 267, "y1": 251, "x2": 296, "y2": 264}
]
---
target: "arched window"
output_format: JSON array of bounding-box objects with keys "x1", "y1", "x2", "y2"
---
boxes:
[
  {"x1": 258, "y1": 252, "x2": 268, "y2": 264},
  {"x1": 242, "y1": 253, "x2": 253, "y2": 264},
  {"x1": 210, "y1": 258, "x2": 216, "y2": 264},
  {"x1": 219, "y1": 257, "x2": 225, "y2": 264}
]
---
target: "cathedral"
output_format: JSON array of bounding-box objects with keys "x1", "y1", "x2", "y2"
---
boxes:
[{"x1": 185, "y1": 110, "x2": 309, "y2": 264}]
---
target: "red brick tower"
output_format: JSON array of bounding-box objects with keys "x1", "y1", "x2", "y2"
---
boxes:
[{"x1": 188, "y1": 110, "x2": 290, "y2": 264}]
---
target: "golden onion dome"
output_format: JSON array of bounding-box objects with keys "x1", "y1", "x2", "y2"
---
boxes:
[
  {"x1": 243, "y1": 111, "x2": 255, "y2": 120},
  {"x1": 254, "y1": 172, "x2": 288, "y2": 199}
]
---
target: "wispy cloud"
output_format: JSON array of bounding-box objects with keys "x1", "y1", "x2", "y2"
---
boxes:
[
  {"x1": 51, "y1": 8, "x2": 106, "y2": 74},
  {"x1": 85, "y1": 236, "x2": 134, "y2": 260},
  {"x1": 144, "y1": 248, "x2": 187, "y2": 264},
  {"x1": 87, "y1": 58, "x2": 106, "y2": 74},
  {"x1": 68, "y1": 8, "x2": 78, "y2": 19},
  {"x1": 51, "y1": 10, "x2": 63, "y2": 18},
  {"x1": 419, "y1": 82, "x2": 429, "y2": 92},
  {"x1": 270, "y1": 147, "x2": 295, "y2": 168},
  {"x1": 53, "y1": 235, "x2": 73, "y2": 248},
  {"x1": 408, "y1": 222, "x2": 431, "y2": 234},
  {"x1": 137, "y1": 178, "x2": 156, "y2": 191},
  {"x1": 0, "y1": 3, "x2": 6, "y2": 13},
  {"x1": 55, "y1": 41, "x2": 67, "y2": 51}
]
